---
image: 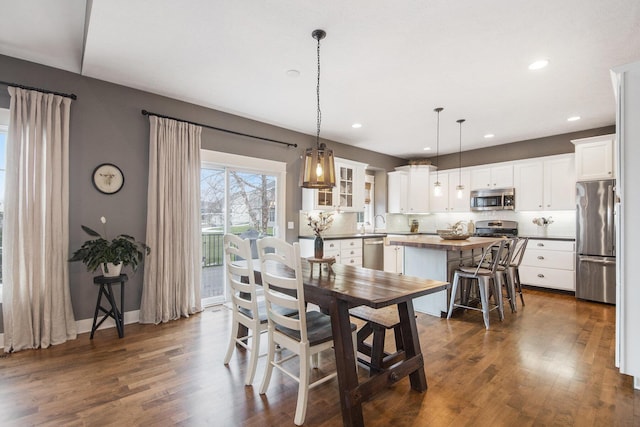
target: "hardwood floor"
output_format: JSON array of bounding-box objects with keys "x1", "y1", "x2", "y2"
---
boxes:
[{"x1": 0, "y1": 288, "x2": 638, "y2": 426}]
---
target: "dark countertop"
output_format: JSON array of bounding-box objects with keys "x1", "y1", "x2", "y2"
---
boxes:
[
  {"x1": 298, "y1": 233, "x2": 387, "y2": 240},
  {"x1": 518, "y1": 235, "x2": 575, "y2": 241}
]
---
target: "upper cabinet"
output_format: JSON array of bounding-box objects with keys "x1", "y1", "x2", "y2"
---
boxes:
[
  {"x1": 572, "y1": 134, "x2": 615, "y2": 181},
  {"x1": 387, "y1": 165, "x2": 435, "y2": 214},
  {"x1": 470, "y1": 164, "x2": 513, "y2": 190},
  {"x1": 302, "y1": 158, "x2": 368, "y2": 212},
  {"x1": 429, "y1": 169, "x2": 470, "y2": 212},
  {"x1": 514, "y1": 154, "x2": 575, "y2": 211}
]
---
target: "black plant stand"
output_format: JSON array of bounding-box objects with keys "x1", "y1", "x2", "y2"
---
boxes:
[{"x1": 91, "y1": 274, "x2": 128, "y2": 339}]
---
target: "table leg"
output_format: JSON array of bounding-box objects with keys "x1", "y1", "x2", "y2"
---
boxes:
[
  {"x1": 330, "y1": 298, "x2": 364, "y2": 427},
  {"x1": 90, "y1": 285, "x2": 104, "y2": 339},
  {"x1": 120, "y1": 280, "x2": 125, "y2": 337},
  {"x1": 106, "y1": 283, "x2": 123, "y2": 338},
  {"x1": 397, "y1": 300, "x2": 427, "y2": 391}
]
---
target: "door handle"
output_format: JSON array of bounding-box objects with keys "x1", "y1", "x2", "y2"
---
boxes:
[
  {"x1": 537, "y1": 256, "x2": 545, "y2": 260},
  {"x1": 537, "y1": 274, "x2": 545, "y2": 278}
]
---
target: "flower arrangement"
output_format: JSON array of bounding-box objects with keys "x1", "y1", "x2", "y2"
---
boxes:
[
  {"x1": 69, "y1": 216, "x2": 150, "y2": 275},
  {"x1": 306, "y1": 211, "x2": 334, "y2": 237},
  {"x1": 532, "y1": 216, "x2": 554, "y2": 226}
]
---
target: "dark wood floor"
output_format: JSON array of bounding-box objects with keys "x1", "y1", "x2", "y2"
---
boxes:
[{"x1": 0, "y1": 288, "x2": 638, "y2": 426}]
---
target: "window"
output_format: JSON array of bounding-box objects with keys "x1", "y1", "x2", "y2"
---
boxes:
[{"x1": 200, "y1": 150, "x2": 286, "y2": 306}]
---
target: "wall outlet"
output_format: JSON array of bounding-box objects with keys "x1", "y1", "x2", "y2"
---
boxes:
[{"x1": 287, "y1": 221, "x2": 294, "y2": 230}]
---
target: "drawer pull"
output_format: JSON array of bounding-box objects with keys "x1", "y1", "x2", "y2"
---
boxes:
[
  {"x1": 537, "y1": 274, "x2": 545, "y2": 278},
  {"x1": 537, "y1": 256, "x2": 545, "y2": 260},
  {"x1": 537, "y1": 243, "x2": 545, "y2": 247}
]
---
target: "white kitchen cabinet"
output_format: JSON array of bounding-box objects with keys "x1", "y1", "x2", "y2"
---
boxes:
[
  {"x1": 407, "y1": 165, "x2": 433, "y2": 213},
  {"x1": 429, "y1": 171, "x2": 449, "y2": 212},
  {"x1": 428, "y1": 170, "x2": 471, "y2": 212},
  {"x1": 298, "y1": 237, "x2": 362, "y2": 267},
  {"x1": 514, "y1": 154, "x2": 575, "y2": 211},
  {"x1": 387, "y1": 170, "x2": 408, "y2": 213},
  {"x1": 572, "y1": 134, "x2": 615, "y2": 181},
  {"x1": 302, "y1": 158, "x2": 368, "y2": 212},
  {"x1": 519, "y1": 239, "x2": 575, "y2": 291},
  {"x1": 383, "y1": 238, "x2": 404, "y2": 273},
  {"x1": 470, "y1": 164, "x2": 513, "y2": 190}
]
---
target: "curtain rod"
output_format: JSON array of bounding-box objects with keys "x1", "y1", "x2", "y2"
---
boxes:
[
  {"x1": 141, "y1": 109, "x2": 297, "y2": 148},
  {"x1": 0, "y1": 80, "x2": 77, "y2": 100}
]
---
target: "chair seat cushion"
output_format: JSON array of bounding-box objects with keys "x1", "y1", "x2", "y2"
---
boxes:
[
  {"x1": 276, "y1": 310, "x2": 356, "y2": 346},
  {"x1": 239, "y1": 299, "x2": 297, "y2": 323}
]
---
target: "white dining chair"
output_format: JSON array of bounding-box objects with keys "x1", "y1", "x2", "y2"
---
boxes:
[
  {"x1": 222, "y1": 234, "x2": 296, "y2": 385},
  {"x1": 257, "y1": 237, "x2": 348, "y2": 426}
]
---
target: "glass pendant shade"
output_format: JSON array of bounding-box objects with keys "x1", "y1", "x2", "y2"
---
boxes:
[
  {"x1": 433, "y1": 181, "x2": 442, "y2": 197},
  {"x1": 456, "y1": 184, "x2": 464, "y2": 199},
  {"x1": 300, "y1": 143, "x2": 336, "y2": 189}
]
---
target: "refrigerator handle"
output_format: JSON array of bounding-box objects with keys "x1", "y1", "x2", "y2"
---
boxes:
[{"x1": 607, "y1": 184, "x2": 615, "y2": 255}]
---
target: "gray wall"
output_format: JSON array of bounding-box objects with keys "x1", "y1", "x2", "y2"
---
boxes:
[{"x1": 0, "y1": 54, "x2": 405, "y2": 326}]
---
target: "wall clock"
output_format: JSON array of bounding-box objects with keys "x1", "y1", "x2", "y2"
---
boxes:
[{"x1": 92, "y1": 163, "x2": 124, "y2": 194}]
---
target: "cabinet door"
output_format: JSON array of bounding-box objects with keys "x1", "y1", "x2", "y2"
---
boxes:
[
  {"x1": 448, "y1": 170, "x2": 471, "y2": 212},
  {"x1": 337, "y1": 163, "x2": 355, "y2": 210},
  {"x1": 407, "y1": 167, "x2": 430, "y2": 213},
  {"x1": 514, "y1": 161, "x2": 544, "y2": 210},
  {"x1": 470, "y1": 167, "x2": 491, "y2": 189},
  {"x1": 429, "y1": 171, "x2": 449, "y2": 212},
  {"x1": 387, "y1": 171, "x2": 408, "y2": 213},
  {"x1": 573, "y1": 135, "x2": 615, "y2": 181},
  {"x1": 491, "y1": 164, "x2": 514, "y2": 188},
  {"x1": 544, "y1": 156, "x2": 575, "y2": 210}
]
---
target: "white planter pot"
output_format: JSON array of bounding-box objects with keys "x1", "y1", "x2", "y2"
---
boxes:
[{"x1": 101, "y1": 262, "x2": 123, "y2": 277}]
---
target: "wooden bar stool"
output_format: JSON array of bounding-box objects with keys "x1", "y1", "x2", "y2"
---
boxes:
[
  {"x1": 349, "y1": 305, "x2": 405, "y2": 375},
  {"x1": 91, "y1": 274, "x2": 128, "y2": 339}
]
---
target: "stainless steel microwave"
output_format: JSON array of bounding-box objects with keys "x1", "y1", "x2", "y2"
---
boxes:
[{"x1": 470, "y1": 188, "x2": 515, "y2": 211}]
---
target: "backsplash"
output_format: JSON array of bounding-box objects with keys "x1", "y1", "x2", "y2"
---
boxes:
[
  {"x1": 386, "y1": 210, "x2": 576, "y2": 238},
  {"x1": 299, "y1": 211, "x2": 360, "y2": 236}
]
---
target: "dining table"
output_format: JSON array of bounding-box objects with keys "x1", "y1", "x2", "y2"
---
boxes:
[{"x1": 247, "y1": 258, "x2": 449, "y2": 427}]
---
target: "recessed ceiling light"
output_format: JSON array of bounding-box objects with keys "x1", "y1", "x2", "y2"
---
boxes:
[
  {"x1": 567, "y1": 116, "x2": 581, "y2": 122},
  {"x1": 528, "y1": 59, "x2": 549, "y2": 70},
  {"x1": 286, "y1": 69, "x2": 300, "y2": 78},
  {"x1": 423, "y1": 147, "x2": 431, "y2": 151},
  {"x1": 352, "y1": 123, "x2": 362, "y2": 129},
  {"x1": 484, "y1": 134, "x2": 495, "y2": 139}
]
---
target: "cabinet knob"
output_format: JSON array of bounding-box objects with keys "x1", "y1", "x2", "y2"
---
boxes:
[
  {"x1": 537, "y1": 274, "x2": 545, "y2": 278},
  {"x1": 537, "y1": 256, "x2": 545, "y2": 260},
  {"x1": 537, "y1": 243, "x2": 544, "y2": 247}
]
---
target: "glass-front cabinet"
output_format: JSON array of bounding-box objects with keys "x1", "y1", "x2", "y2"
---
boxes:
[{"x1": 302, "y1": 158, "x2": 368, "y2": 212}]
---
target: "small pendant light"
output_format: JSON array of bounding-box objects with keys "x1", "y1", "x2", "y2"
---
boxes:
[
  {"x1": 456, "y1": 119, "x2": 466, "y2": 199},
  {"x1": 300, "y1": 29, "x2": 336, "y2": 189},
  {"x1": 433, "y1": 107, "x2": 443, "y2": 197}
]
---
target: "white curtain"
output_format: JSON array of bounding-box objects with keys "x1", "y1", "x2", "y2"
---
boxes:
[
  {"x1": 140, "y1": 116, "x2": 203, "y2": 323},
  {"x1": 2, "y1": 87, "x2": 77, "y2": 352}
]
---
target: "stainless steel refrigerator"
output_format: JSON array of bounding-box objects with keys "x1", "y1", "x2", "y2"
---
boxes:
[{"x1": 576, "y1": 179, "x2": 616, "y2": 303}]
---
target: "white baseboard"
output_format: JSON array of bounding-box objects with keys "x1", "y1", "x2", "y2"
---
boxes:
[
  {"x1": 0, "y1": 311, "x2": 140, "y2": 350},
  {"x1": 76, "y1": 310, "x2": 140, "y2": 335}
]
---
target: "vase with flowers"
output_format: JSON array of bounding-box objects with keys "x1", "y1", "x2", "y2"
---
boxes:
[
  {"x1": 69, "y1": 216, "x2": 150, "y2": 277},
  {"x1": 532, "y1": 216, "x2": 554, "y2": 237},
  {"x1": 306, "y1": 211, "x2": 334, "y2": 258}
]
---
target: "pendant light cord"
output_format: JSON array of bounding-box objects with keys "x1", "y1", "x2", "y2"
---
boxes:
[
  {"x1": 434, "y1": 107, "x2": 443, "y2": 180},
  {"x1": 316, "y1": 33, "x2": 322, "y2": 147}
]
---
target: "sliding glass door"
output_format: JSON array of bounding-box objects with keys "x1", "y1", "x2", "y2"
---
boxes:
[{"x1": 200, "y1": 151, "x2": 284, "y2": 306}]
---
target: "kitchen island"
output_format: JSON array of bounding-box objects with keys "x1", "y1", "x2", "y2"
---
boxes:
[{"x1": 388, "y1": 235, "x2": 501, "y2": 317}]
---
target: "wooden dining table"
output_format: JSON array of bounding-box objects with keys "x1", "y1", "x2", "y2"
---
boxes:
[{"x1": 248, "y1": 259, "x2": 449, "y2": 427}]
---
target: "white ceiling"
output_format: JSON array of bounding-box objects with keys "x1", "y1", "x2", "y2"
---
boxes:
[{"x1": 1, "y1": 0, "x2": 639, "y2": 158}]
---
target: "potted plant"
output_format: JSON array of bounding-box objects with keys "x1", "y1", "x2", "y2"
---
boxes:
[{"x1": 69, "y1": 217, "x2": 150, "y2": 277}]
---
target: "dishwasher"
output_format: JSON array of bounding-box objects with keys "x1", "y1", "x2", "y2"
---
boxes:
[{"x1": 363, "y1": 237, "x2": 385, "y2": 270}]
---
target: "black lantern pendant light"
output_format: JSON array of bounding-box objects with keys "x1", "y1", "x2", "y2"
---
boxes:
[
  {"x1": 300, "y1": 29, "x2": 336, "y2": 189},
  {"x1": 456, "y1": 119, "x2": 466, "y2": 199},
  {"x1": 433, "y1": 107, "x2": 444, "y2": 197}
]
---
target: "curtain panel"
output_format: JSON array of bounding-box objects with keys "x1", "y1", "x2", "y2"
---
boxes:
[
  {"x1": 2, "y1": 87, "x2": 77, "y2": 352},
  {"x1": 140, "y1": 116, "x2": 203, "y2": 324}
]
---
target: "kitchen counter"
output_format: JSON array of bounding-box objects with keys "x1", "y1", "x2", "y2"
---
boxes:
[
  {"x1": 298, "y1": 233, "x2": 387, "y2": 240},
  {"x1": 387, "y1": 235, "x2": 502, "y2": 251},
  {"x1": 387, "y1": 235, "x2": 501, "y2": 317},
  {"x1": 518, "y1": 235, "x2": 575, "y2": 241}
]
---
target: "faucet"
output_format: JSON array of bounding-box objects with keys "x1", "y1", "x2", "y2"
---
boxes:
[{"x1": 374, "y1": 214, "x2": 386, "y2": 230}]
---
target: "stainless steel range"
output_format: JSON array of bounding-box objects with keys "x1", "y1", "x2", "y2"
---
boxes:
[{"x1": 474, "y1": 220, "x2": 518, "y2": 237}]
